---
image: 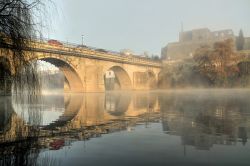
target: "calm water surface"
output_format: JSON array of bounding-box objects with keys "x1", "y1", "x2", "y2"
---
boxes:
[{"x1": 0, "y1": 89, "x2": 250, "y2": 166}]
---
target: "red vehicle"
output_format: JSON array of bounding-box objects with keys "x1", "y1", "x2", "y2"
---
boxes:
[{"x1": 48, "y1": 39, "x2": 63, "y2": 46}]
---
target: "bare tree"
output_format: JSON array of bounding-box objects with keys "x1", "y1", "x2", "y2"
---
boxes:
[{"x1": 0, "y1": 0, "x2": 49, "y2": 95}]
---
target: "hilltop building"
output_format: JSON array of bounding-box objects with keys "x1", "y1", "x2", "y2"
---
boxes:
[{"x1": 161, "y1": 28, "x2": 236, "y2": 60}]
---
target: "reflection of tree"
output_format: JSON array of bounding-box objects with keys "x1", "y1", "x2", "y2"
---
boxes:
[
  {"x1": 0, "y1": 140, "x2": 40, "y2": 166},
  {"x1": 159, "y1": 91, "x2": 250, "y2": 150},
  {"x1": 133, "y1": 93, "x2": 157, "y2": 110},
  {"x1": 238, "y1": 127, "x2": 247, "y2": 145},
  {"x1": 36, "y1": 152, "x2": 61, "y2": 166}
]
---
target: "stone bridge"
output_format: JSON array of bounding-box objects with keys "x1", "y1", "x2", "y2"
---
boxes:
[{"x1": 0, "y1": 40, "x2": 162, "y2": 94}]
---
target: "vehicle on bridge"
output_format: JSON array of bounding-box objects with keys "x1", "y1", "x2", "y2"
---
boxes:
[
  {"x1": 76, "y1": 44, "x2": 88, "y2": 48},
  {"x1": 95, "y1": 48, "x2": 108, "y2": 53},
  {"x1": 48, "y1": 39, "x2": 63, "y2": 47}
]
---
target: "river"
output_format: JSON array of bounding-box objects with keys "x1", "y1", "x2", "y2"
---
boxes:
[{"x1": 0, "y1": 89, "x2": 250, "y2": 166}]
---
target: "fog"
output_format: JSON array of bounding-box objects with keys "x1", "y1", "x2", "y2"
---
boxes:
[{"x1": 0, "y1": 1, "x2": 250, "y2": 165}]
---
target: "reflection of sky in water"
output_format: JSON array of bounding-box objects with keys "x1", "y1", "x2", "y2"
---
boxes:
[
  {"x1": 12, "y1": 94, "x2": 65, "y2": 126},
  {"x1": 37, "y1": 123, "x2": 250, "y2": 166},
  {"x1": 13, "y1": 104, "x2": 64, "y2": 126}
]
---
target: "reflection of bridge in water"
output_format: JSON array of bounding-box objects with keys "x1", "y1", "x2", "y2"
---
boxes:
[
  {"x1": 0, "y1": 96, "x2": 13, "y2": 134},
  {"x1": 1, "y1": 90, "x2": 250, "y2": 152},
  {"x1": 0, "y1": 92, "x2": 160, "y2": 137},
  {"x1": 0, "y1": 92, "x2": 161, "y2": 166},
  {"x1": 45, "y1": 92, "x2": 160, "y2": 130},
  {"x1": 0, "y1": 40, "x2": 162, "y2": 95}
]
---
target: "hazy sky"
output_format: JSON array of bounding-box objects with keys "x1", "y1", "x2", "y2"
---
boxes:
[{"x1": 47, "y1": 0, "x2": 250, "y2": 55}]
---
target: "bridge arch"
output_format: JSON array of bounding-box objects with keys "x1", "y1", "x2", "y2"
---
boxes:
[
  {"x1": 104, "y1": 66, "x2": 132, "y2": 91},
  {"x1": 0, "y1": 57, "x2": 11, "y2": 74},
  {"x1": 34, "y1": 56, "x2": 84, "y2": 93}
]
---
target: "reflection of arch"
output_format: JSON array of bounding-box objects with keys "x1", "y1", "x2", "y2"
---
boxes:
[
  {"x1": 0, "y1": 96, "x2": 14, "y2": 133},
  {"x1": 0, "y1": 57, "x2": 12, "y2": 95},
  {"x1": 36, "y1": 57, "x2": 84, "y2": 93},
  {"x1": 12, "y1": 94, "x2": 83, "y2": 129},
  {"x1": 105, "y1": 92, "x2": 131, "y2": 116},
  {"x1": 105, "y1": 66, "x2": 132, "y2": 90},
  {"x1": 147, "y1": 70, "x2": 157, "y2": 89},
  {"x1": 43, "y1": 95, "x2": 83, "y2": 130}
]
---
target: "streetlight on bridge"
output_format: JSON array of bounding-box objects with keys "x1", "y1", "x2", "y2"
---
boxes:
[{"x1": 81, "y1": 35, "x2": 84, "y2": 46}]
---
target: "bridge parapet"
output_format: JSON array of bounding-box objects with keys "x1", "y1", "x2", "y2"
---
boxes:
[{"x1": 31, "y1": 40, "x2": 162, "y2": 68}]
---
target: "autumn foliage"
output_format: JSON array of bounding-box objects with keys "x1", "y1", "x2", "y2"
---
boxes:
[{"x1": 194, "y1": 39, "x2": 240, "y2": 86}]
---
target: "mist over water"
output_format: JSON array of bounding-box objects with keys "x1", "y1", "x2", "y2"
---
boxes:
[
  {"x1": 0, "y1": 0, "x2": 249, "y2": 166},
  {"x1": 1, "y1": 89, "x2": 250, "y2": 165}
]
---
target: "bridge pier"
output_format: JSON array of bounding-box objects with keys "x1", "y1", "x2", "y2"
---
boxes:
[{"x1": 132, "y1": 72, "x2": 157, "y2": 90}]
